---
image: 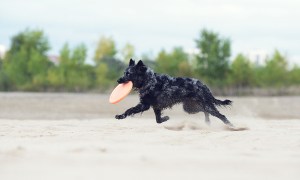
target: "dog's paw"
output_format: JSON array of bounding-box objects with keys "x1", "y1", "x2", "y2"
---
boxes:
[
  {"x1": 225, "y1": 121, "x2": 234, "y2": 127},
  {"x1": 161, "y1": 116, "x2": 169, "y2": 122},
  {"x1": 115, "y1": 114, "x2": 126, "y2": 119},
  {"x1": 156, "y1": 116, "x2": 170, "y2": 124}
]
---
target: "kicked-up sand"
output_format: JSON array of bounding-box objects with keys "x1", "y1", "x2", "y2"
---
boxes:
[{"x1": 0, "y1": 93, "x2": 299, "y2": 180}]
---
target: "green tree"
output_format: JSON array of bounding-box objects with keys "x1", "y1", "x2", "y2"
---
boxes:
[
  {"x1": 288, "y1": 65, "x2": 300, "y2": 85},
  {"x1": 95, "y1": 63, "x2": 110, "y2": 90},
  {"x1": 195, "y1": 29, "x2": 231, "y2": 86},
  {"x1": 155, "y1": 47, "x2": 191, "y2": 77},
  {"x1": 0, "y1": 59, "x2": 9, "y2": 91},
  {"x1": 72, "y1": 44, "x2": 87, "y2": 65},
  {"x1": 48, "y1": 43, "x2": 92, "y2": 91},
  {"x1": 229, "y1": 54, "x2": 254, "y2": 88},
  {"x1": 259, "y1": 50, "x2": 288, "y2": 87},
  {"x1": 101, "y1": 57, "x2": 125, "y2": 81},
  {"x1": 94, "y1": 36, "x2": 117, "y2": 65},
  {"x1": 94, "y1": 57, "x2": 125, "y2": 90},
  {"x1": 178, "y1": 61, "x2": 193, "y2": 77},
  {"x1": 3, "y1": 29, "x2": 52, "y2": 90},
  {"x1": 121, "y1": 43, "x2": 135, "y2": 63},
  {"x1": 92, "y1": 36, "x2": 126, "y2": 89},
  {"x1": 141, "y1": 53, "x2": 156, "y2": 69}
]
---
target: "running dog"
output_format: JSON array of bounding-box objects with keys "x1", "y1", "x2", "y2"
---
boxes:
[{"x1": 115, "y1": 59, "x2": 233, "y2": 126}]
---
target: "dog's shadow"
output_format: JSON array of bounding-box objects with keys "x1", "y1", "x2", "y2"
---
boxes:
[
  {"x1": 163, "y1": 121, "x2": 249, "y2": 131},
  {"x1": 224, "y1": 126, "x2": 249, "y2": 131}
]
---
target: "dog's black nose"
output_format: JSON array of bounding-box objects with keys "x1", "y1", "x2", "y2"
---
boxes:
[{"x1": 117, "y1": 78, "x2": 125, "y2": 84}]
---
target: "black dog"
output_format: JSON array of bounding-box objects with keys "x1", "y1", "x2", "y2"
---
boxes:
[{"x1": 115, "y1": 59, "x2": 233, "y2": 127}]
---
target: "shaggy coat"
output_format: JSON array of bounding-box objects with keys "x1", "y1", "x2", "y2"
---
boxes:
[{"x1": 115, "y1": 59, "x2": 233, "y2": 126}]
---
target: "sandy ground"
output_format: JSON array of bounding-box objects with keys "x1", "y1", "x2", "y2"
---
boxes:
[{"x1": 0, "y1": 93, "x2": 300, "y2": 180}]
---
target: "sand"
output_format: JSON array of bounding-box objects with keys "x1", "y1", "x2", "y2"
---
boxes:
[{"x1": 0, "y1": 93, "x2": 299, "y2": 180}]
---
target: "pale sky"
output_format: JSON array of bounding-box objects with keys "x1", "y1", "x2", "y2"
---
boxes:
[{"x1": 1, "y1": 0, "x2": 300, "y2": 64}]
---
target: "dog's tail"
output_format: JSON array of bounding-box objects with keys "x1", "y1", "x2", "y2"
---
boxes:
[
  {"x1": 214, "y1": 98, "x2": 232, "y2": 106},
  {"x1": 202, "y1": 85, "x2": 232, "y2": 107}
]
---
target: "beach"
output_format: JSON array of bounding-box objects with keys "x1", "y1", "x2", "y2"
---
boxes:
[{"x1": 0, "y1": 93, "x2": 299, "y2": 180}]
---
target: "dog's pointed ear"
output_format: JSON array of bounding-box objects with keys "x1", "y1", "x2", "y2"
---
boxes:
[
  {"x1": 129, "y1": 59, "x2": 135, "y2": 66},
  {"x1": 136, "y1": 60, "x2": 144, "y2": 67},
  {"x1": 136, "y1": 60, "x2": 147, "y2": 72}
]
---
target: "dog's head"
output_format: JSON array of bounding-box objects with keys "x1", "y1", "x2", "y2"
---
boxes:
[{"x1": 117, "y1": 59, "x2": 149, "y2": 88}]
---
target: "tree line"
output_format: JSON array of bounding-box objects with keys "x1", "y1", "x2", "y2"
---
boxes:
[{"x1": 0, "y1": 29, "x2": 300, "y2": 95}]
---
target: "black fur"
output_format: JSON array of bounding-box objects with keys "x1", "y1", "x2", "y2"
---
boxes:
[{"x1": 115, "y1": 59, "x2": 233, "y2": 126}]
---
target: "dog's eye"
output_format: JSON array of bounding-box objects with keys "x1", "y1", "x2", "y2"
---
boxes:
[{"x1": 125, "y1": 72, "x2": 130, "y2": 76}]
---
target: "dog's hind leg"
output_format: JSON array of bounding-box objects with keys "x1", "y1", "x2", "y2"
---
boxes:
[
  {"x1": 153, "y1": 108, "x2": 169, "y2": 124},
  {"x1": 205, "y1": 105, "x2": 233, "y2": 127},
  {"x1": 204, "y1": 112, "x2": 210, "y2": 125}
]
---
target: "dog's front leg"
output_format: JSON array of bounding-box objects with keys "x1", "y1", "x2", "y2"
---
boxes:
[
  {"x1": 115, "y1": 103, "x2": 150, "y2": 119},
  {"x1": 153, "y1": 108, "x2": 169, "y2": 124}
]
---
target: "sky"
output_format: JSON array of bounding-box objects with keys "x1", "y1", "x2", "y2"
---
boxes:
[{"x1": 1, "y1": 0, "x2": 300, "y2": 64}]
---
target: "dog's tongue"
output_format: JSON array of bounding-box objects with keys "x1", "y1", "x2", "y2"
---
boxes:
[{"x1": 109, "y1": 81, "x2": 133, "y2": 104}]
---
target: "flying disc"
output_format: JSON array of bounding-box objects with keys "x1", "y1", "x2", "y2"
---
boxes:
[{"x1": 109, "y1": 81, "x2": 133, "y2": 104}]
